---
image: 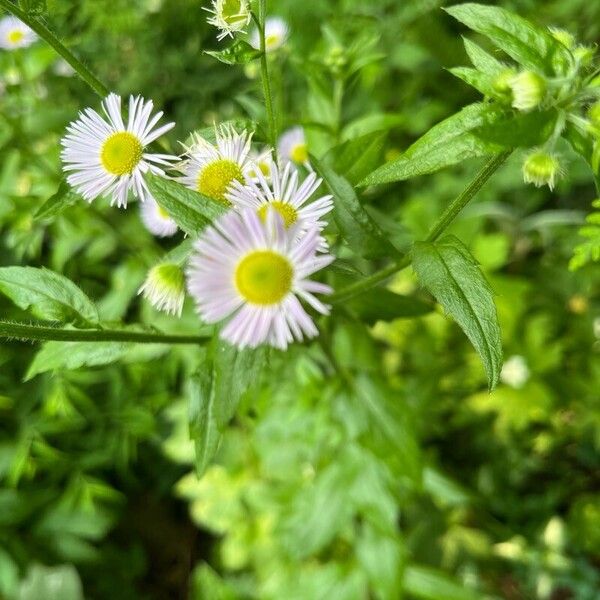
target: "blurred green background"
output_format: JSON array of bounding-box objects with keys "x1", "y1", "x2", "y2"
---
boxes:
[{"x1": 0, "y1": 0, "x2": 599, "y2": 598}]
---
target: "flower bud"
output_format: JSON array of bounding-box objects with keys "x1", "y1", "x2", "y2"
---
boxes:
[
  {"x1": 492, "y1": 68, "x2": 517, "y2": 97},
  {"x1": 206, "y1": 0, "x2": 251, "y2": 41},
  {"x1": 522, "y1": 151, "x2": 562, "y2": 190},
  {"x1": 574, "y1": 45, "x2": 595, "y2": 67},
  {"x1": 508, "y1": 71, "x2": 546, "y2": 112},
  {"x1": 549, "y1": 27, "x2": 575, "y2": 50},
  {"x1": 139, "y1": 263, "x2": 185, "y2": 317}
]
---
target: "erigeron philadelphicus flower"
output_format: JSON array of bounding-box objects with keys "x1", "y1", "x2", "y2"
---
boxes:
[
  {"x1": 140, "y1": 198, "x2": 178, "y2": 237},
  {"x1": 179, "y1": 125, "x2": 262, "y2": 206},
  {"x1": 61, "y1": 93, "x2": 177, "y2": 208},
  {"x1": 205, "y1": 0, "x2": 251, "y2": 41},
  {"x1": 227, "y1": 159, "x2": 333, "y2": 237},
  {"x1": 0, "y1": 16, "x2": 37, "y2": 50},
  {"x1": 187, "y1": 209, "x2": 334, "y2": 350},
  {"x1": 246, "y1": 149, "x2": 273, "y2": 181},
  {"x1": 278, "y1": 126, "x2": 309, "y2": 167},
  {"x1": 522, "y1": 150, "x2": 563, "y2": 190},
  {"x1": 507, "y1": 71, "x2": 546, "y2": 112},
  {"x1": 139, "y1": 263, "x2": 186, "y2": 317},
  {"x1": 250, "y1": 16, "x2": 289, "y2": 52},
  {"x1": 500, "y1": 355, "x2": 530, "y2": 389}
]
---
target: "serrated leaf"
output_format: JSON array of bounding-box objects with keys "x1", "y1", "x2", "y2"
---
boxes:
[
  {"x1": 34, "y1": 180, "x2": 79, "y2": 221},
  {"x1": 345, "y1": 289, "x2": 433, "y2": 324},
  {"x1": 312, "y1": 158, "x2": 400, "y2": 259},
  {"x1": 323, "y1": 131, "x2": 387, "y2": 185},
  {"x1": 189, "y1": 367, "x2": 221, "y2": 477},
  {"x1": 412, "y1": 236, "x2": 502, "y2": 389},
  {"x1": 147, "y1": 174, "x2": 227, "y2": 235},
  {"x1": 26, "y1": 341, "x2": 129, "y2": 380},
  {"x1": 473, "y1": 109, "x2": 558, "y2": 148},
  {"x1": 0, "y1": 267, "x2": 98, "y2": 324},
  {"x1": 205, "y1": 40, "x2": 261, "y2": 65},
  {"x1": 449, "y1": 67, "x2": 497, "y2": 97},
  {"x1": 446, "y1": 3, "x2": 571, "y2": 75},
  {"x1": 462, "y1": 38, "x2": 504, "y2": 75},
  {"x1": 361, "y1": 103, "x2": 502, "y2": 185}
]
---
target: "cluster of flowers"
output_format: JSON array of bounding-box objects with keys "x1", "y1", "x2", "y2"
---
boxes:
[{"x1": 60, "y1": 93, "x2": 335, "y2": 350}]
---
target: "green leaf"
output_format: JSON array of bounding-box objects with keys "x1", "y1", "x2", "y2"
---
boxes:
[
  {"x1": 473, "y1": 109, "x2": 558, "y2": 148},
  {"x1": 361, "y1": 103, "x2": 502, "y2": 185},
  {"x1": 448, "y1": 67, "x2": 497, "y2": 97},
  {"x1": 403, "y1": 565, "x2": 482, "y2": 600},
  {"x1": 412, "y1": 235, "x2": 503, "y2": 389},
  {"x1": 147, "y1": 174, "x2": 227, "y2": 235},
  {"x1": 25, "y1": 341, "x2": 130, "y2": 380},
  {"x1": 34, "y1": 180, "x2": 79, "y2": 221},
  {"x1": 17, "y1": 565, "x2": 83, "y2": 600},
  {"x1": 312, "y1": 158, "x2": 400, "y2": 259},
  {"x1": 323, "y1": 131, "x2": 387, "y2": 185},
  {"x1": 0, "y1": 267, "x2": 98, "y2": 324},
  {"x1": 345, "y1": 289, "x2": 433, "y2": 324},
  {"x1": 205, "y1": 40, "x2": 262, "y2": 65},
  {"x1": 462, "y1": 38, "x2": 504, "y2": 75},
  {"x1": 446, "y1": 3, "x2": 571, "y2": 75},
  {"x1": 188, "y1": 367, "x2": 221, "y2": 477}
]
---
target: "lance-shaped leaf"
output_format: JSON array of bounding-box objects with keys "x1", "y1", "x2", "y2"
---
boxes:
[
  {"x1": 34, "y1": 180, "x2": 79, "y2": 222},
  {"x1": 462, "y1": 38, "x2": 504, "y2": 75},
  {"x1": 205, "y1": 40, "x2": 261, "y2": 65},
  {"x1": 445, "y1": 3, "x2": 571, "y2": 75},
  {"x1": 0, "y1": 267, "x2": 99, "y2": 324},
  {"x1": 412, "y1": 236, "x2": 502, "y2": 389},
  {"x1": 147, "y1": 174, "x2": 227, "y2": 235},
  {"x1": 313, "y1": 158, "x2": 400, "y2": 259},
  {"x1": 360, "y1": 103, "x2": 502, "y2": 186}
]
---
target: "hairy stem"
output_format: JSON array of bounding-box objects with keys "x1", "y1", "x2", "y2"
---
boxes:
[
  {"x1": 0, "y1": 321, "x2": 208, "y2": 345},
  {"x1": 330, "y1": 150, "x2": 512, "y2": 304},
  {"x1": 258, "y1": 0, "x2": 277, "y2": 147},
  {"x1": 0, "y1": 0, "x2": 109, "y2": 98}
]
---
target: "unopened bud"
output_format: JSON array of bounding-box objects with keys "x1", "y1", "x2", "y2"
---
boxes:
[
  {"x1": 549, "y1": 28, "x2": 575, "y2": 50},
  {"x1": 139, "y1": 263, "x2": 185, "y2": 317},
  {"x1": 522, "y1": 151, "x2": 562, "y2": 190},
  {"x1": 508, "y1": 71, "x2": 546, "y2": 112},
  {"x1": 574, "y1": 45, "x2": 595, "y2": 67}
]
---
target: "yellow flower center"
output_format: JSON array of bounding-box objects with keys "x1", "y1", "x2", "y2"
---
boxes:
[
  {"x1": 290, "y1": 143, "x2": 308, "y2": 164},
  {"x1": 257, "y1": 201, "x2": 298, "y2": 228},
  {"x1": 157, "y1": 206, "x2": 171, "y2": 220},
  {"x1": 197, "y1": 159, "x2": 243, "y2": 206},
  {"x1": 100, "y1": 132, "x2": 143, "y2": 176},
  {"x1": 8, "y1": 30, "x2": 24, "y2": 44},
  {"x1": 235, "y1": 250, "x2": 293, "y2": 305},
  {"x1": 265, "y1": 34, "x2": 281, "y2": 50}
]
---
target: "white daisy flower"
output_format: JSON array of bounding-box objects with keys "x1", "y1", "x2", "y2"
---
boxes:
[
  {"x1": 179, "y1": 124, "x2": 256, "y2": 206},
  {"x1": 205, "y1": 0, "x2": 251, "y2": 41},
  {"x1": 139, "y1": 263, "x2": 186, "y2": 317},
  {"x1": 140, "y1": 198, "x2": 178, "y2": 237},
  {"x1": 246, "y1": 148, "x2": 273, "y2": 182},
  {"x1": 500, "y1": 355, "x2": 530, "y2": 389},
  {"x1": 61, "y1": 93, "x2": 177, "y2": 208},
  {"x1": 227, "y1": 159, "x2": 333, "y2": 237},
  {"x1": 187, "y1": 208, "x2": 334, "y2": 350},
  {"x1": 278, "y1": 126, "x2": 309, "y2": 167},
  {"x1": 250, "y1": 16, "x2": 289, "y2": 52},
  {"x1": 0, "y1": 16, "x2": 37, "y2": 50}
]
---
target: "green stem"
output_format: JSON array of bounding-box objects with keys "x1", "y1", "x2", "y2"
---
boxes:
[
  {"x1": 330, "y1": 150, "x2": 512, "y2": 304},
  {"x1": 0, "y1": 321, "x2": 208, "y2": 345},
  {"x1": 0, "y1": 0, "x2": 109, "y2": 98},
  {"x1": 258, "y1": 0, "x2": 277, "y2": 147}
]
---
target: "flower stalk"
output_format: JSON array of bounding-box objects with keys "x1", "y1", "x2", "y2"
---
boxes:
[{"x1": 258, "y1": 0, "x2": 277, "y2": 148}]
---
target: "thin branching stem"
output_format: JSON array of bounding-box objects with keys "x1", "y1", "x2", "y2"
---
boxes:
[{"x1": 258, "y1": 0, "x2": 277, "y2": 148}]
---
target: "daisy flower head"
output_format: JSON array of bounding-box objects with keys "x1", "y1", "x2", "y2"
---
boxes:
[
  {"x1": 278, "y1": 126, "x2": 309, "y2": 167},
  {"x1": 250, "y1": 16, "x2": 289, "y2": 52},
  {"x1": 205, "y1": 0, "x2": 251, "y2": 41},
  {"x1": 139, "y1": 263, "x2": 186, "y2": 317},
  {"x1": 246, "y1": 148, "x2": 273, "y2": 182},
  {"x1": 61, "y1": 93, "x2": 177, "y2": 208},
  {"x1": 187, "y1": 208, "x2": 334, "y2": 350},
  {"x1": 140, "y1": 198, "x2": 178, "y2": 237},
  {"x1": 0, "y1": 16, "x2": 37, "y2": 50},
  {"x1": 227, "y1": 159, "x2": 333, "y2": 236},
  {"x1": 179, "y1": 124, "x2": 256, "y2": 207}
]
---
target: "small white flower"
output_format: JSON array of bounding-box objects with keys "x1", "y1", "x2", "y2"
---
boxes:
[
  {"x1": 500, "y1": 355, "x2": 530, "y2": 389},
  {"x1": 139, "y1": 263, "x2": 186, "y2": 317},
  {"x1": 187, "y1": 208, "x2": 334, "y2": 350},
  {"x1": 140, "y1": 198, "x2": 178, "y2": 237},
  {"x1": 205, "y1": 0, "x2": 251, "y2": 41},
  {"x1": 246, "y1": 148, "x2": 273, "y2": 181},
  {"x1": 250, "y1": 16, "x2": 289, "y2": 52},
  {"x1": 278, "y1": 126, "x2": 309, "y2": 167},
  {"x1": 179, "y1": 124, "x2": 257, "y2": 206},
  {"x1": 61, "y1": 93, "x2": 177, "y2": 208},
  {"x1": 227, "y1": 159, "x2": 333, "y2": 236},
  {"x1": 0, "y1": 16, "x2": 37, "y2": 50}
]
